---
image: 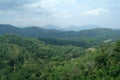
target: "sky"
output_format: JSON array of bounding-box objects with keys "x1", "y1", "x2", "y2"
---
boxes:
[{"x1": 0, "y1": 0, "x2": 120, "y2": 28}]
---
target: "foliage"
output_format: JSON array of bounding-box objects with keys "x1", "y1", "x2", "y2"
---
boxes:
[{"x1": 0, "y1": 34, "x2": 120, "y2": 80}]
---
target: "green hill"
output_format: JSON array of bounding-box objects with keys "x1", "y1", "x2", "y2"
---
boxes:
[
  {"x1": 0, "y1": 34, "x2": 120, "y2": 80},
  {"x1": 0, "y1": 24, "x2": 120, "y2": 39}
]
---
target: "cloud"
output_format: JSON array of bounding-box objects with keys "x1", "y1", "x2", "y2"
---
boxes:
[
  {"x1": 24, "y1": 0, "x2": 75, "y2": 18},
  {"x1": 40, "y1": 0, "x2": 60, "y2": 9},
  {"x1": 24, "y1": 0, "x2": 59, "y2": 15},
  {"x1": 81, "y1": 7, "x2": 108, "y2": 16},
  {"x1": 0, "y1": 0, "x2": 37, "y2": 10},
  {"x1": 54, "y1": 10, "x2": 71, "y2": 18},
  {"x1": 0, "y1": 0, "x2": 77, "y2": 17},
  {"x1": 0, "y1": 0, "x2": 120, "y2": 28}
]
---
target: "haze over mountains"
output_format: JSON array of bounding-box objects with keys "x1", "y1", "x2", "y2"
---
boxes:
[
  {"x1": 0, "y1": 24, "x2": 120, "y2": 40},
  {"x1": 0, "y1": 24, "x2": 106, "y2": 31},
  {"x1": 43, "y1": 25, "x2": 101, "y2": 31}
]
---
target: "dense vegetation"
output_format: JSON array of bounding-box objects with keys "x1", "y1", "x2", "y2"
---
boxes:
[
  {"x1": 38, "y1": 38, "x2": 99, "y2": 48},
  {"x1": 0, "y1": 34, "x2": 120, "y2": 80}
]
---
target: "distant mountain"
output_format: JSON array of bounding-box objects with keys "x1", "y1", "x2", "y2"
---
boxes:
[
  {"x1": 0, "y1": 24, "x2": 120, "y2": 40},
  {"x1": 63, "y1": 25, "x2": 101, "y2": 31},
  {"x1": 41, "y1": 25, "x2": 100, "y2": 31},
  {"x1": 43, "y1": 25, "x2": 62, "y2": 30}
]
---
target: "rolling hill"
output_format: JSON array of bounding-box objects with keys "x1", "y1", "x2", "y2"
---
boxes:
[
  {"x1": 0, "y1": 34, "x2": 120, "y2": 80},
  {"x1": 0, "y1": 24, "x2": 120, "y2": 39}
]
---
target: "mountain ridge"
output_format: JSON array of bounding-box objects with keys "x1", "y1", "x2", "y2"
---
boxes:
[{"x1": 0, "y1": 24, "x2": 120, "y2": 40}]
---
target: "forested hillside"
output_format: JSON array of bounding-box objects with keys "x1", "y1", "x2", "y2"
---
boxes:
[
  {"x1": 0, "y1": 24, "x2": 120, "y2": 40},
  {"x1": 1, "y1": 24, "x2": 120, "y2": 49},
  {"x1": 0, "y1": 34, "x2": 120, "y2": 80}
]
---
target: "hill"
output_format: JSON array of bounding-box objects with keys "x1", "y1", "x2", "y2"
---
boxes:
[
  {"x1": 62, "y1": 25, "x2": 100, "y2": 31},
  {"x1": 0, "y1": 34, "x2": 120, "y2": 80},
  {"x1": 0, "y1": 24, "x2": 120, "y2": 40}
]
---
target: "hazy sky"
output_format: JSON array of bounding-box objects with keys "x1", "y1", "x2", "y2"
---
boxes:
[{"x1": 0, "y1": 0, "x2": 120, "y2": 28}]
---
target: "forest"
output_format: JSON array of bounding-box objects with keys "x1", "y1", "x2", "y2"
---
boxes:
[{"x1": 0, "y1": 34, "x2": 120, "y2": 80}]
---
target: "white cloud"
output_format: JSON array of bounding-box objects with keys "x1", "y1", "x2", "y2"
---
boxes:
[
  {"x1": 81, "y1": 7, "x2": 108, "y2": 16},
  {"x1": 24, "y1": 0, "x2": 60, "y2": 12},
  {"x1": 54, "y1": 10, "x2": 71, "y2": 18},
  {"x1": 24, "y1": 0, "x2": 74, "y2": 18},
  {"x1": 1, "y1": 0, "x2": 119, "y2": 28},
  {"x1": 64, "y1": 0, "x2": 77, "y2": 5},
  {"x1": 40, "y1": 0, "x2": 60, "y2": 9}
]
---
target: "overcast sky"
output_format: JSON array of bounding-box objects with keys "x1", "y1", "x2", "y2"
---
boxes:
[{"x1": 0, "y1": 0, "x2": 120, "y2": 28}]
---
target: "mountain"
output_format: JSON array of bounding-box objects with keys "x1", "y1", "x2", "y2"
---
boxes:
[
  {"x1": 0, "y1": 24, "x2": 21, "y2": 34},
  {"x1": 63, "y1": 25, "x2": 101, "y2": 31},
  {"x1": 41, "y1": 25, "x2": 100, "y2": 31},
  {"x1": 43, "y1": 25, "x2": 62, "y2": 30},
  {"x1": 0, "y1": 24, "x2": 120, "y2": 40}
]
